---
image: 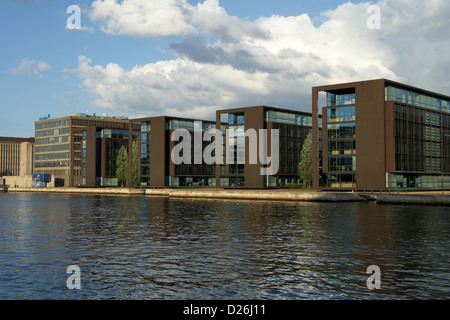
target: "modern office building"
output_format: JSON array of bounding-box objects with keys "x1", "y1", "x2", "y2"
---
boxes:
[
  {"x1": 0, "y1": 137, "x2": 34, "y2": 177},
  {"x1": 34, "y1": 114, "x2": 139, "y2": 187},
  {"x1": 215, "y1": 106, "x2": 322, "y2": 189},
  {"x1": 312, "y1": 79, "x2": 450, "y2": 191},
  {"x1": 130, "y1": 116, "x2": 220, "y2": 188},
  {"x1": 76, "y1": 122, "x2": 140, "y2": 187}
]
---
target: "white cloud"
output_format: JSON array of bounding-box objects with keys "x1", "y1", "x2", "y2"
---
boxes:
[
  {"x1": 89, "y1": 0, "x2": 197, "y2": 37},
  {"x1": 9, "y1": 58, "x2": 51, "y2": 76},
  {"x1": 77, "y1": 0, "x2": 450, "y2": 120}
]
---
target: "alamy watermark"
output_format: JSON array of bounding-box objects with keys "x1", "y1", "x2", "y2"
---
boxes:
[
  {"x1": 171, "y1": 122, "x2": 280, "y2": 176},
  {"x1": 366, "y1": 265, "x2": 381, "y2": 290},
  {"x1": 367, "y1": 5, "x2": 381, "y2": 30},
  {"x1": 66, "y1": 5, "x2": 81, "y2": 30},
  {"x1": 66, "y1": 265, "x2": 81, "y2": 290}
]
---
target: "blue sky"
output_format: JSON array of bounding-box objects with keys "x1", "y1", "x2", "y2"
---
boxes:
[{"x1": 1, "y1": 0, "x2": 449, "y2": 138}]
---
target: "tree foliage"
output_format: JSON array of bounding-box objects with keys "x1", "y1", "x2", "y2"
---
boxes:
[
  {"x1": 116, "y1": 145, "x2": 128, "y2": 187},
  {"x1": 132, "y1": 139, "x2": 140, "y2": 186},
  {"x1": 298, "y1": 133, "x2": 313, "y2": 188}
]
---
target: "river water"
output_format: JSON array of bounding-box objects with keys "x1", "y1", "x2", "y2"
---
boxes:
[{"x1": 0, "y1": 192, "x2": 449, "y2": 300}]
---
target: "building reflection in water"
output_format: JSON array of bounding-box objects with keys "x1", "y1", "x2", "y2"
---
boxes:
[{"x1": 2, "y1": 193, "x2": 448, "y2": 299}]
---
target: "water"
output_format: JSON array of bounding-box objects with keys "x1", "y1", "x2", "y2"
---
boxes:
[{"x1": 0, "y1": 192, "x2": 449, "y2": 300}]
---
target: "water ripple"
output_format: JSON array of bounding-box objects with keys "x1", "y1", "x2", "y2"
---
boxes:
[{"x1": 0, "y1": 194, "x2": 449, "y2": 299}]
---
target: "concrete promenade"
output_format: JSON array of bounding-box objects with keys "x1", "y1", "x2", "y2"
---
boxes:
[
  {"x1": 8, "y1": 187, "x2": 145, "y2": 195},
  {"x1": 8, "y1": 187, "x2": 363, "y2": 202},
  {"x1": 5, "y1": 187, "x2": 450, "y2": 205},
  {"x1": 146, "y1": 188, "x2": 365, "y2": 202}
]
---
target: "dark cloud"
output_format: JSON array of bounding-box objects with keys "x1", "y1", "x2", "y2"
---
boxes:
[
  {"x1": 169, "y1": 35, "x2": 284, "y2": 74},
  {"x1": 169, "y1": 36, "x2": 223, "y2": 64}
]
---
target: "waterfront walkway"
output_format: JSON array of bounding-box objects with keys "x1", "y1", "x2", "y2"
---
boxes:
[
  {"x1": 145, "y1": 188, "x2": 363, "y2": 202},
  {"x1": 6, "y1": 187, "x2": 450, "y2": 205}
]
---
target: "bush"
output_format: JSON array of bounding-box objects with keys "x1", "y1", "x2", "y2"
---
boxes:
[{"x1": 285, "y1": 183, "x2": 306, "y2": 189}]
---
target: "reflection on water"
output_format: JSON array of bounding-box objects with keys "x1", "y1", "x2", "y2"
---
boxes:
[{"x1": 0, "y1": 193, "x2": 449, "y2": 300}]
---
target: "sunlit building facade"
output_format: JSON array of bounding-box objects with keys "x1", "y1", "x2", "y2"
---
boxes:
[
  {"x1": 312, "y1": 79, "x2": 450, "y2": 191},
  {"x1": 0, "y1": 137, "x2": 34, "y2": 177},
  {"x1": 131, "y1": 116, "x2": 219, "y2": 188},
  {"x1": 216, "y1": 106, "x2": 322, "y2": 188},
  {"x1": 34, "y1": 114, "x2": 139, "y2": 187}
]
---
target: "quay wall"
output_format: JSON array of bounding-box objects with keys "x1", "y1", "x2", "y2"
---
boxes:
[
  {"x1": 6, "y1": 187, "x2": 450, "y2": 205},
  {"x1": 8, "y1": 187, "x2": 145, "y2": 195},
  {"x1": 146, "y1": 189, "x2": 364, "y2": 202},
  {"x1": 376, "y1": 193, "x2": 450, "y2": 206}
]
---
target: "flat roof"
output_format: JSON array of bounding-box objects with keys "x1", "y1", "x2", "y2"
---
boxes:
[
  {"x1": 131, "y1": 115, "x2": 218, "y2": 124},
  {"x1": 35, "y1": 114, "x2": 130, "y2": 124},
  {"x1": 313, "y1": 78, "x2": 450, "y2": 100},
  {"x1": 0, "y1": 136, "x2": 35, "y2": 143},
  {"x1": 216, "y1": 105, "x2": 317, "y2": 116}
]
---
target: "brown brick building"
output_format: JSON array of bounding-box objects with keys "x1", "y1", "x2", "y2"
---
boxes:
[
  {"x1": 312, "y1": 79, "x2": 450, "y2": 191},
  {"x1": 34, "y1": 114, "x2": 139, "y2": 187}
]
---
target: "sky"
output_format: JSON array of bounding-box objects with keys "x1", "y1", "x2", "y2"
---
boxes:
[{"x1": 1, "y1": 0, "x2": 450, "y2": 138}]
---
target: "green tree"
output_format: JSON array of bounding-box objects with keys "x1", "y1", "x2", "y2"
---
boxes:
[
  {"x1": 298, "y1": 133, "x2": 313, "y2": 188},
  {"x1": 116, "y1": 145, "x2": 128, "y2": 187},
  {"x1": 132, "y1": 139, "x2": 140, "y2": 186}
]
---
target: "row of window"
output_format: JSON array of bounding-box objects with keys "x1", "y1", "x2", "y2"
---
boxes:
[
  {"x1": 386, "y1": 173, "x2": 450, "y2": 189},
  {"x1": 394, "y1": 104, "x2": 445, "y2": 126},
  {"x1": 96, "y1": 129, "x2": 137, "y2": 139},
  {"x1": 386, "y1": 86, "x2": 450, "y2": 113},
  {"x1": 35, "y1": 152, "x2": 70, "y2": 160},
  {"x1": 72, "y1": 118, "x2": 129, "y2": 129},
  {"x1": 35, "y1": 119, "x2": 70, "y2": 130},
  {"x1": 327, "y1": 92, "x2": 356, "y2": 106},
  {"x1": 35, "y1": 135, "x2": 70, "y2": 145},
  {"x1": 35, "y1": 144, "x2": 70, "y2": 153},
  {"x1": 327, "y1": 106, "x2": 356, "y2": 123},
  {"x1": 394, "y1": 104, "x2": 450, "y2": 173},
  {"x1": 34, "y1": 160, "x2": 70, "y2": 168},
  {"x1": 327, "y1": 123, "x2": 356, "y2": 140},
  {"x1": 35, "y1": 127, "x2": 71, "y2": 138},
  {"x1": 166, "y1": 119, "x2": 216, "y2": 131},
  {"x1": 328, "y1": 140, "x2": 356, "y2": 156},
  {"x1": 327, "y1": 173, "x2": 356, "y2": 188},
  {"x1": 265, "y1": 110, "x2": 315, "y2": 127},
  {"x1": 328, "y1": 156, "x2": 356, "y2": 172}
]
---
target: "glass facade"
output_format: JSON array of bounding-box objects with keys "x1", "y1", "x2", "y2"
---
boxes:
[
  {"x1": 140, "y1": 121, "x2": 151, "y2": 187},
  {"x1": 167, "y1": 119, "x2": 216, "y2": 131},
  {"x1": 270, "y1": 123, "x2": 312, "y2": 187},
  {"x1": 35, "y1": 136, "x2": 70, "y2": 145},
  {"x1": 35, "y1": 144, "x2": 70, "y2": 153},
  {"x1": 265, "y1": 109, "x2": 314, "y2": 127},
  {"x1": 387, "y1": 173, "x2": 450, "y2": 190},
  {"x1": 327, "y1": 92, "x2": 356, "y2": 106},
  {"x1": 80, "y1": 128, "x2": 138, "y2": 187},
  {"x1": 34, "y1": 161, "x2": 69, "y2": 168},
  {"x1": 35, "y1": 127, "x2": 71, "y2": 137},
  {"x1": 227, "y1": 113, "x2": 245, "y2": 187},
  {"x1": 35, "y1": 152, "x2": 70, "y2": 160},
  {"x1": 35, "y1": 119, "x2": 70, "y2": 130},
  {"x1": 386, "y1": 86, "x2": 450, "y2": 113},
  {"x1": 218, "y1": 109, "x2": 322, "y2": 188},
  {"x1": 101, "y1": 129, "x2": 133, "y2": 184},
  {"x1": 140, "y1": 118, "x2": 218, "y2": 188},
  {"x1": 388, "y1": 103, "x2": 450, "y2": 190},
  {"x1": 168, "y1": 119, "x2": 218, "y2": 187},
  {"x1": 82, "y1": 131, "x2": 86, "y2": 186},
  {"x1": 326, "y1": 92, "x2": 356, "y2": 188}
]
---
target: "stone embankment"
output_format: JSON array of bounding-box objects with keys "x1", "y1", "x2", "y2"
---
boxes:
[
  {"x1": 8, "y1": 187, "x2": 145, "y2": 195},
  {"x1": 146, "y1": 188, "x2": 364, "y2": 202},
  {"x1": 7, "y1": 187, "x2": 450, "y2": 205}
]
